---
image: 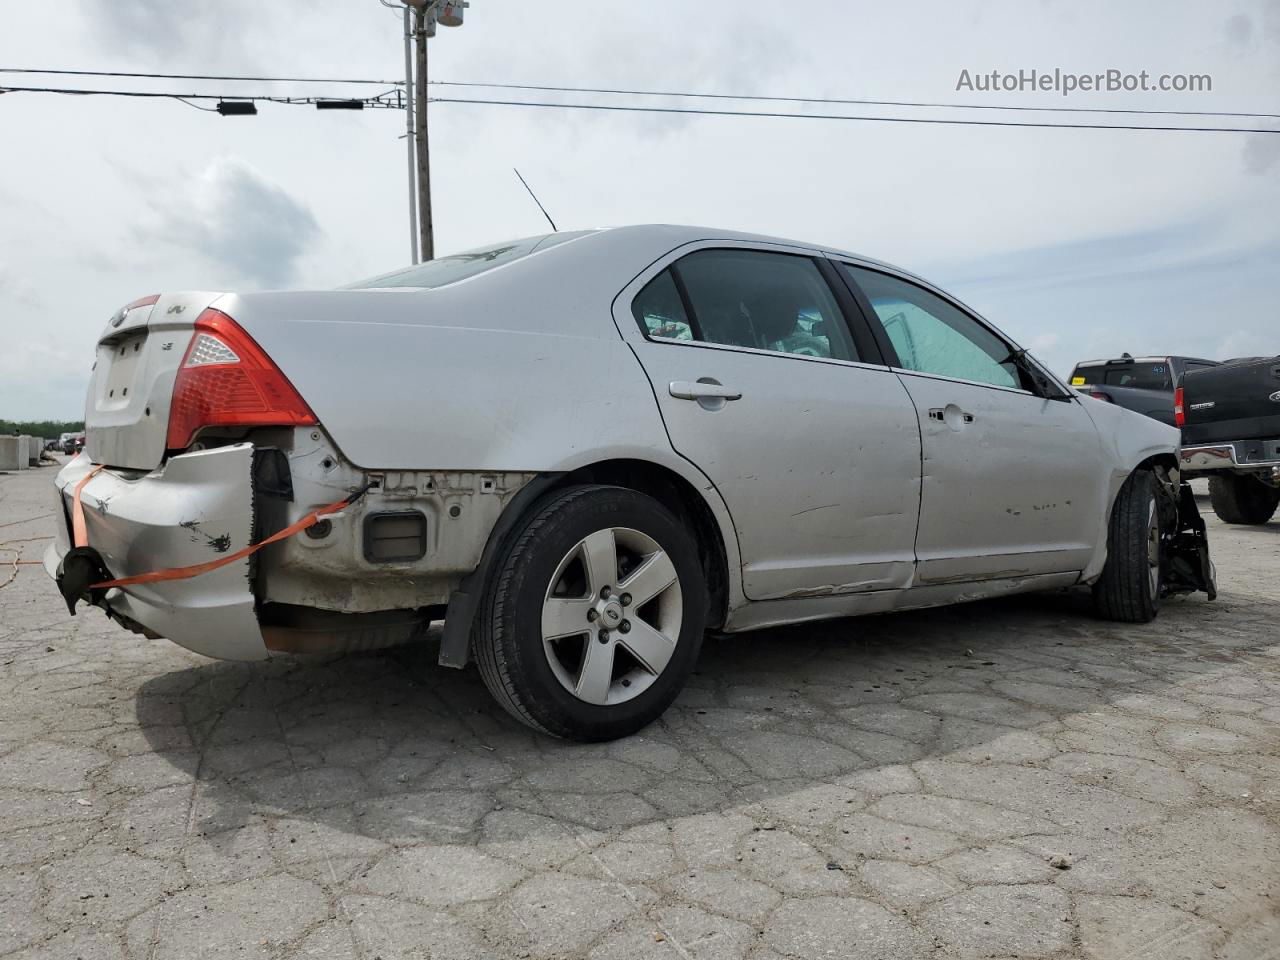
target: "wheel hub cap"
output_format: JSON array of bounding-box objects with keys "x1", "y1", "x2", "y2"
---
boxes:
[{"x1": 598, "y1": 599, "x2": 624, "y2": 627}]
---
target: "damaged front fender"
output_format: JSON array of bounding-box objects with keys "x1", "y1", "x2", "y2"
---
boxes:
[{"x1": 1155, "y1": 466, "x2": 1217, "y2": 601}]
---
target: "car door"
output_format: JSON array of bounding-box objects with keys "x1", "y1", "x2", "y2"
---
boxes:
[
  {"x1": 837, "y1": 262, "x2": 1107, "y2": 584},
  {"x1": 613, "y1": 242, "x2": 922, "y2": 602}
]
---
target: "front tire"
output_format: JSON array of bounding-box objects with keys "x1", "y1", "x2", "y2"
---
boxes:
[
  {"x1": 1093, "y1": 470, "x2": 1162, "y2": 623},
  {"x1": 1208, "y1": 475, "x2": 1280, "y2": 525},
  {"x1": 474, "y1": 484, "x2": 706, "y2": 741}
]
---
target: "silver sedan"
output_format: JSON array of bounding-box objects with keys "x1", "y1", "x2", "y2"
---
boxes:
[{"x1": 48, "y1": 225, "x2": 1215, "y2": 740}]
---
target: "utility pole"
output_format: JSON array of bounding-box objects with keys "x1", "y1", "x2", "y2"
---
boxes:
[
  {"x1": 401, "y1": 4, "x2": 418, "y2": 264},
  {"x1": 398, "y1": 0, "x2": 467, "y2": 262},
  {"x1": 414, "y1": 5, "x2": 433, "y2": 262}
]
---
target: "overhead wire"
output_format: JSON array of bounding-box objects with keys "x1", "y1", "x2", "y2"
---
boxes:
[
  {"x1": 426, "y1": 78, "x2": 1280, "y2": 121},
  {"x1": 2, "y1": 77, "x2": 1277, "y2": 133},
  {"x1": 0, "y1": 66, "x2": 403, "y2": 85},
  {"x1": 3, "y1": 67, "x2": 1279, "y2": 121},
  {"x1": 427, "y1": 95, "x2": 1280, "y2": 134},
  {"x1": 0, "y1": 83, "x2": 403, "y2": 109}
]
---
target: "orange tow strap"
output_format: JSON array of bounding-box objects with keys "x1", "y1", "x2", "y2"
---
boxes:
[
  {"x1": 70, "y1": 464, "x2": 358, "y2": 590},
  {"x1": 70, "y1": 465, "x2": 105, "y2": 549}
]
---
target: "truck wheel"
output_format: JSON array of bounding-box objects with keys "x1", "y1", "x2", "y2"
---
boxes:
[
  {"x1": 1208, "y1": 475, "x2": 1280, "y2": 525},
  {"x1": 1093, "y1": 470, "x2": 1161, "y2": 623},
  {"x1": 474, "y1": 484, "x2": 706, "y2": 742}
]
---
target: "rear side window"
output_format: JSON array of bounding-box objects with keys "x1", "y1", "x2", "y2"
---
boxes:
[
  {"x1": 633, "y1": 250, "x2": 856, "y2": 361},
  {"x1": 1073, "y1": 361, "x2": 1177, "y2": 388},
  {"x1": 631, "y1": 270, "x2": 694, "y2": 341},
  {"x1": 1070, "y1": 366, "x2": 1101, "y2": 386},
  {"x1": 1104, "y1": 363, "x2": 1170, "y2": 388}
]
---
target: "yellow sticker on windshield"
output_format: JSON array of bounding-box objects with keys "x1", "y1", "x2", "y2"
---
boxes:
[{"x1": 1070, "y1": 376, "x2": 1086, "y2": 386}]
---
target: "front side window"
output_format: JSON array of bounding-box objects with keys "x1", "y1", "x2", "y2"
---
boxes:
[
  {"x1": 842, "y1": 265, "x2": 1018, "y2": 389},
  {"x1": 633, "y1": 249, "x2": 855, "y2": 361}
]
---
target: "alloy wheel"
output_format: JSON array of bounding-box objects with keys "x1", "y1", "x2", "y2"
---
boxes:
[{"x1": 540, "y1": 526, "x2": 683, "y2": 706}]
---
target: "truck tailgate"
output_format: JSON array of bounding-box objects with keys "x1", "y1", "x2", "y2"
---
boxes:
[{"x1": 1181, "y1": 357, "x2": 1280, "y2": 445}]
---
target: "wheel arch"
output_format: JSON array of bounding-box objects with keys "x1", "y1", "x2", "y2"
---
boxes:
[
  {"x1": 438, "y1": 455, "x2": 739, "y2": 668},
  {"x1": 1106, "y1": 452, "x2": 1180, "y2": 530},
  {"x1": 556, "y1": 458, "x2": 732, "y2": 632},
  {"x1": 1085, "y1": 450, "x2": 1181, "y2": 585}
]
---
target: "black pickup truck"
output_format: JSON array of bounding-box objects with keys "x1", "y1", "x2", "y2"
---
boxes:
[
  {"x1": 1178, "y1": 356, "x2": 1280, "y2": 524},
  {"x1": 1069, "y1": 355, "x2": 1218, "y2": 425}
]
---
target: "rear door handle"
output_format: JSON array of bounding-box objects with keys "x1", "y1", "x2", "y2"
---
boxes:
[{"x1": 669, "y1": 381, "x2": 742, "y2": 401}]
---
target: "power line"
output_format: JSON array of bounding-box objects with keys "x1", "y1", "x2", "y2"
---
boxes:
[
  {"x1": 3, "y1": 67, "x2": 1279, "y2": 121},
  {"x1": 427, "y1": 96, "x2": 1280, "y2": 134},
  {"x1": 173, "y1": 97, "x2": 220, "y2": 113},
  {"x1": 0, "y1": 83, "x2": 404, "y2": 109},
  {"x1": 0, "y1": 67, "x2": 403, "y2": 85},
  {"x1": 4, "y1": 82, "x2": 1278, "y2": 133},
  {"x1": 429, "y1": 79, "x2": 1280, "y2": 122}
]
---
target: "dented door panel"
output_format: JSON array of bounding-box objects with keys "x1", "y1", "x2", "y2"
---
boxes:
[
  {"x1": 629, "y1": 340, "x2": 923, "y2": 600},
  {"x1": 898, "y1": 374, "x2": 1107, "y2": 583}
]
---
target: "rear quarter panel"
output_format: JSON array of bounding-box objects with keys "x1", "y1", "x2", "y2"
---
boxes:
[
  {"x1": 220, "y1": 292, "x2": 674, "y2": 473},
  {"x1": 217, "y1": 230, "x2": 693, "y2": 474}
]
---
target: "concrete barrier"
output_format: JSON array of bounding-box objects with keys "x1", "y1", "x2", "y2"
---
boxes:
[
  {"x1": 0, "y1": 436, "x2": 21, "y2": 471},
  {"x1": 25, "y1": 436, "x2": 40, "y2": 467}
]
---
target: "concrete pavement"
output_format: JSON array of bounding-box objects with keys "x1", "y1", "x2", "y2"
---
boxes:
[{"x1": 1, "y1": 463, "x2": 1277, "y2": 959}]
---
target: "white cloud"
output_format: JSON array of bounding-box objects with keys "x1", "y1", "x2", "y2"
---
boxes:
[
  {"x1": 140, "y1": 158, "x2": 321, "y2": 289},
  {"x1": 1, "y1": 0, "x2": 1278, "y2": 419},
  {"x1": 1216, "y1": 330, "x2": 1277, "y2": 361}
]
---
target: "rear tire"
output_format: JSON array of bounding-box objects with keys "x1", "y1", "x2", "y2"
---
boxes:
[
  {"x1": 1208, "y1": 475, "x2": 1280, "y2": 525},
  {"x1": 1093, "y1": 470, "x2": 1162, "y2": 623},
  {"x1": 473, "y1": 484, "x2": 706, "y2": 742}
]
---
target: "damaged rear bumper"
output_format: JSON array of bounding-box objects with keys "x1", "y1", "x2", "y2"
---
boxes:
[{"x1": 44, "y1": 446, "x2": 268, "y2": 660}]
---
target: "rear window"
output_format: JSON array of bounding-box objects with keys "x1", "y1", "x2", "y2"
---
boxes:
[
  {"x1": 1071, "y1": 362, "x2": 1171, "y2": 389},
  {"x1": 346, "y1": 231, "x2": 595, "y2": 290}
]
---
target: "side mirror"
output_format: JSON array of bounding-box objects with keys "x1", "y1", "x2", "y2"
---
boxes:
[{"x1": 1005, "y1": 348, "x2": 1074, "y2": 401}]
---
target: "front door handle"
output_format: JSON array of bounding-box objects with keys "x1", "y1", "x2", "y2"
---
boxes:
[
  {"x1": 928, "y1": 406, "x2": 975, "y2": 425},
  {"x1": 669, "y1": 380, "x2": 743, "y2": 402}
]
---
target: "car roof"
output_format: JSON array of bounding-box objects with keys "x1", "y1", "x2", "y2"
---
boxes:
[
  {"x1": 1073, "y1": 356, "x2": 1217, "y2": 367},
  {"x1": 591, "y1": 223, "x2": 920, "y2": 281}
]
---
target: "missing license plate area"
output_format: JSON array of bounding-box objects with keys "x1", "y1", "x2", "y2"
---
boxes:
[
  {"x1": 363, "y1": 511, "x2": 428, "y2": 563},
  {"x1": 100, "y1": 333, "x2": 147, "y2": 409}
]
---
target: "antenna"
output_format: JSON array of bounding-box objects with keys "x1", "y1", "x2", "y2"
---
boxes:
[{"x1": 513, "y1": 167, "x2": 558, "y2": 231}]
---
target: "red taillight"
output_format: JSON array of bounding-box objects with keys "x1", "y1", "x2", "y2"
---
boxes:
[
  {"x1": 166, "y1": 308, "x2": 316, "y2": 450},
  {"x1": 1173, "y1": 386, "x2": 1185, "y2": 427},
  {"x1": 1088, "y1": 390, "x2": 1114, "y2": 403}
]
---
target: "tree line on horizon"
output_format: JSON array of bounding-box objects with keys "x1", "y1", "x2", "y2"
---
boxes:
[{"x1": 1, "y1": 419, "x2": 85, "y2": 437}]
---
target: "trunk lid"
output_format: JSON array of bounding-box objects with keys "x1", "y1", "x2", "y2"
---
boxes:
[
  {"x1": 1180, "y1": 356, "x2": 1280, "y2": 446},
  {"x1": 84, "y1": 292, "x2": 222, "y2": 470}
]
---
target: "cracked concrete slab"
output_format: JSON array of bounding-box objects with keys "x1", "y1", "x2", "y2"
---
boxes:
[{"x1": 1, "y1": 465, "x2": 1278, "y2": 958}]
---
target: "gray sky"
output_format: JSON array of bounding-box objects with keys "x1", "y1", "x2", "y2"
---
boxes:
[{"x1": 2, "y1": 0, "x2": 1278, "y2": 420}]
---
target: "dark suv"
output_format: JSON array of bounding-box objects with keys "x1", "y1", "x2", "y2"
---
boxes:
[{"x1": 1069, "y1": 354, "x2": 1218, "y2": 425}]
